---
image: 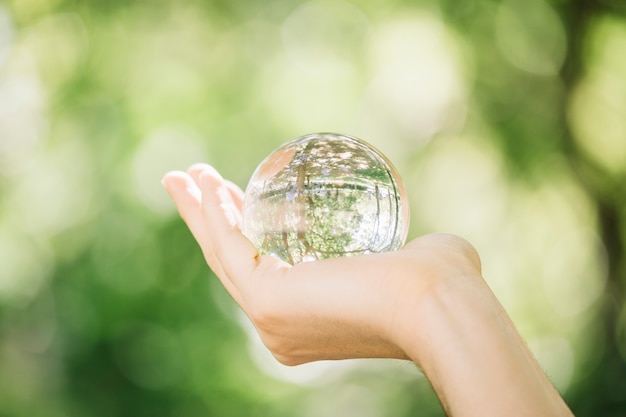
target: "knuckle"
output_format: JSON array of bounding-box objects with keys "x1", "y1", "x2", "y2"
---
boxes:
[
  {"x1": 404, "y1": 233, "x2": 482, "y2": 276},
  {"x1": 450, "y1": 235, "x2": 482, "y2": 272},
  {"x1": 429, "y1": 233, "x2": 482, "y2": 270}
]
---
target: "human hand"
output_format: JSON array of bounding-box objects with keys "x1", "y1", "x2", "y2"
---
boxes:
[{"x1": 161, "y1": 163, "x2": 482, "y2": 367}]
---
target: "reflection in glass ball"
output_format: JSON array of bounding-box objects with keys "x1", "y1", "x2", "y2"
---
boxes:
[{"x1": 243, "y1": 133, "x2": 410, "y2": 265}]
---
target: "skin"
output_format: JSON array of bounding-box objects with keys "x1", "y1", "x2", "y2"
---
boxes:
[{"x1": 162, "y1": 163, "x2": 574, "y2": 417}]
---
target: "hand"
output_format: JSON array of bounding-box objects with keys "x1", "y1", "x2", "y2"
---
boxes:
[
  {"x1": 161, "y1": 164, "x2": 480, "y2": 365},
  {"x1": 162, "y1": 163, "x2": 574, "y2": 417}
]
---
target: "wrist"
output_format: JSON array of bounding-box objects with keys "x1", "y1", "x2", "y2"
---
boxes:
[
  {"x1": 391, "y1": 262, "x2": 491, "y2": 368},
  {"x1": 380, "y1": 233, "x2": 487, "y2": 364},
  {"x1": 391, "y1": 266, "x2": 573, "y2": 416}
]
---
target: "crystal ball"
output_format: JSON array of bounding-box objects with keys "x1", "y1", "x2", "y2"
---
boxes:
[{"x1": 242, "y1": 132, "x2": 410, "y2": 265}]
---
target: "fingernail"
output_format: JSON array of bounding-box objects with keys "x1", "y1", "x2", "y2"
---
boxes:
[
  {"x1": 198, "y1": 170, "x2": 223, "y2": 190},
  {"x1": 161, "y1": 173, "x2": 173, "y2": 188},
  {"x1": 190, "y1": 163, "x2": 221, "y2": 178},
  {"x1": 188, "y1": 162, "x2": 210, "y2": 172},
  {"x1": 161, "y1": 172, "x2": 186, "y2": 190}
]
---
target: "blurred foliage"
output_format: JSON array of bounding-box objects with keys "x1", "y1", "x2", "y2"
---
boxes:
[{"x1": 0, "y1": 0, "x2": 625, "y2": 416}]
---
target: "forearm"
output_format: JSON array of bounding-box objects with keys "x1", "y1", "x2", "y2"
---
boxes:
[{"x1": 398, "y1": 275, "x2": 574, "y2": 417}]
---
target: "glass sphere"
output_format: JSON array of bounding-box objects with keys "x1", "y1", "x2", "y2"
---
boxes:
[{"x1": 242, "y1": 132, "x2": 410, "y2": 265}]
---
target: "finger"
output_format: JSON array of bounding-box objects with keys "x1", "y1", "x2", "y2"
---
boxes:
[
  {"x1": 199, "y1": 169, "x2": 261, "y2": 286},
  {"x1": 224, "y1": 180, "x2": 245, "y2": 228},
  {"x1": 187, "y1": 162, "x2": 214, "y2": 188},
  {"x1": 188, "y1": 164, "x2": 246, "y2": 228},
  {"x1": 187, "y1": 162, "x2": 243, "y2": 244},
  {"x1": 162, "y1": 171, "x2": 243, "y2": 303},
  {"x1": 162, "y1": 171, "x2": 206, "y2": 245},
  {"x1": 162, "y1": 171, "x2": 221, "y2": 268},
  {"x1": 225, "y1": 180, "x2": 245, "y2": 213}
]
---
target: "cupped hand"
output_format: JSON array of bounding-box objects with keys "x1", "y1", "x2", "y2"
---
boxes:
[
  {"x1": 162, "y1": 164, "x2": 482, "y2": 367},
  {"x1": 162, "y1": 164, "x2": 576, "y2": 417}
]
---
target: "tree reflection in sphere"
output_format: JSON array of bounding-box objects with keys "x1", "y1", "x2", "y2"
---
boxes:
[{"x1": 243, "y1": 133, "x2": 410, "y2": 265}]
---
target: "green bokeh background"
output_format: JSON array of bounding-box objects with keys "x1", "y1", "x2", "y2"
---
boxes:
[{"x1": 1, "y1": 0, "x2": 625, "y2": 415}]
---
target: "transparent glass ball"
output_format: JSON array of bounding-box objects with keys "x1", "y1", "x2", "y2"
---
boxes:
[{"x1": 242, "y1": 132, "x2": 410, "y2": 265}]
